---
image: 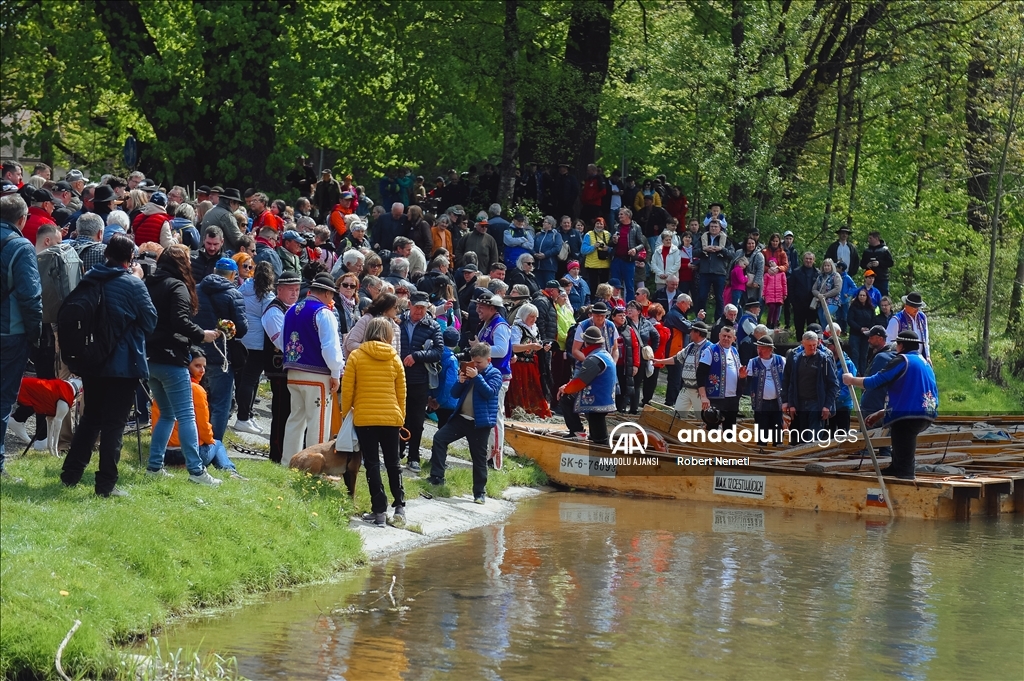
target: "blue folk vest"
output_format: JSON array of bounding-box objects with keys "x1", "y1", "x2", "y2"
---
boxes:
[
  {"x1": 576, "y1": 349, "x2": 616, "y2": 414},
  {"x1": 894, "y1": 310, "x2": 929, "y2": 359},
  {"x1": 749, "y1": 353, "x2": 785, "y2": 411},
  {"x1": 282, "y1": 297, "x2": 330, "y2": 374},
  {"x1": 882, "y1": 353, "x2": 939, "y2": 425},
  {"x1": 705, "y1": 344, "x2": 740, "y2": 399},
  {"x1": 736, "y1": 312, "x2": 757, "y2": 344},
  {"x1": 478, "y1": 314, "x2": 512, "y2": 376}
]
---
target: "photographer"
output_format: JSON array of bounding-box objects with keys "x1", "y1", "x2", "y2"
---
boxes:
[
  {"x1": 143, "y1": 244, "x2": 223, "y2": 485},
  {"x1": 61, "y1": 234, "x2": 158, "y2": 497}
]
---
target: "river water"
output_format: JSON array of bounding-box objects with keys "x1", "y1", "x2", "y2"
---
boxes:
[{"x1": 160, "y1": 493, "x2": 1023, "y2": 680}]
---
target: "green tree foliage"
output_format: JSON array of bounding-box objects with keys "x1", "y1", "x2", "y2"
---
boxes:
[{"x1": 2, "y1": 0, "x2": 1019, "y2": 327}]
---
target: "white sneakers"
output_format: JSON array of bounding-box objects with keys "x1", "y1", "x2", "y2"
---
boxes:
[
  {"x1": 188, "y1": 470, "x2": 223, "y2": 486},
  {"x1": 145, "y1": 468, "x2": 173, "y2": 477},
  {"x1": 7, "y1": 420, "x2": 30, "y2": 443},
  {"x1": 32, "y1": 440, "x2": 47, "y2": 451},
  {"x1": 233, "y1": 419, "x2": 263, "y2": 435}
]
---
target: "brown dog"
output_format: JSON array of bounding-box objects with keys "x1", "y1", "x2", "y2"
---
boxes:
[{"x1": 288, "y1": 439, "x2": 361, "y2": 497}]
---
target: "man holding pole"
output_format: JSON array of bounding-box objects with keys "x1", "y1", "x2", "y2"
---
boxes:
[{"x1": 842, "y1": 330, "x2": 939, "y2": 480}]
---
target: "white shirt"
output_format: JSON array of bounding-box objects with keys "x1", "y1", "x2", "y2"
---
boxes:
[
  {"x1": 747, "y1": 355, "x2": 786, "y2": 400},
  {"x1": 574, "y1": 320, "x2": 620, "y2": 354},
  {"x1": 836, "y1": 242, "x2": 852, "y2": 270},
  {"x1": 262, "y1": 304, "x2": 288, "y2": 352},
  {"x1": 700, "y1": 344, "x2": 738, "y2": 397},
  {"x1": 609, "y1": 182, "x2": 622, "y2": 211},
  {"x1": 315, "y1": 306, "x2": 345, "y2": 379}
]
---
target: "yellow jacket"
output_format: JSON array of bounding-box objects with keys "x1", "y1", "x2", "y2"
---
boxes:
[
  {"x1": 340, "y1": 340, "x2": 407, "y2": 427},
  {"x1": 583, "y1": 228, "x2": 611, "y2": 270},
  {"x1": 634, "y1": 190, "x2": 662, "y2": 211}
]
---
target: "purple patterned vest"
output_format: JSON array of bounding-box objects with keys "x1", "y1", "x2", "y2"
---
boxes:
[{"x1": 282, "y1": 297, "x2": 330, "y2": 375}]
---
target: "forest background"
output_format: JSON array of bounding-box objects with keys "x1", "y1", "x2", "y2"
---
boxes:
[{"x1": 2, "y1": 0, "x2": 1021, "y2": 382}]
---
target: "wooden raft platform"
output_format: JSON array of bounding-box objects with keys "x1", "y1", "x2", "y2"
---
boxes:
[{"x1": 505, "y1": 405, "x2": 1024, "y2": 521}]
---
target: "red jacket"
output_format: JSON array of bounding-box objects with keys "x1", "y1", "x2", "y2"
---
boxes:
[
  {"x1": 615, "y1": 323, "x2": 641, "y2": 368},
  {"x1": 132, "y1": 210, "x2": 169, "y2": 245},
  {"x1": 581, "y1": 176, "x2": 607, "y2": 207},
  {"x1": 664, "y1": 194, "x2": 689, "y2": 225},
  {"x1": 23, "y1": 206, "x2": 56, "y2": 244}
]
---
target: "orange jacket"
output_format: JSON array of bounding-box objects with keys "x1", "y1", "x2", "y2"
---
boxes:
[
  {"x1": 152, "y1": 378, "x2": 214, "y2": 447},
  {"x1": 329, "y1": 202, "x2": 356, "y2": 238}
]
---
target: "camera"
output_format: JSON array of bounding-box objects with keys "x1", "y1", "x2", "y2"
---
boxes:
[{"x1": 136, "y1": 251, "x2": 158, "y2": 278}]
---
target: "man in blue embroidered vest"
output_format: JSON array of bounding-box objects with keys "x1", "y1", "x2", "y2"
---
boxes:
[
  {"x1": 427, "y1": 343, "x2": 503, "y2": 503},
  {"x1": 281, "y1": 273, "x2": 344, "y2": 465},
  {"x1": 474, "y1": 293, "x2": 512, "y2": 467},
  {"x1": 558, "y1": 325, "x2": 616, "y2": 445},
  {"x1": 736, "y1": 300, "x2": 760, "y2": 345},
  {"x1": 697, "y1": 325, "x2": 742, "y2": 428},
  {"x1": 885, "y1": 291, "x2": 930, "y2": 364},
  {"x1": 741, "y1": 335, "x2": 786, "y2": 445},
  {"x1": 571, "y1": 301, "x2": 620, "y2": 364},
  {"x1": 844, "y1": 330, "x2": 939, "y2": 479},
  {"x1": 781, "y1": 331, "x2": 839, "y2": 445},
  {"x1": 652, "y1": 320, "x2": 710, "y2": 418}
]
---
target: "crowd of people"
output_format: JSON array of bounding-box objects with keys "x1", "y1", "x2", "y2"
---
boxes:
[{"x1": 0, "y1": 158, "x2": 939, "y2": 519}]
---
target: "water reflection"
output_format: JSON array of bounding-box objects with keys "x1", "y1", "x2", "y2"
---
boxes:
[{"x1": 160, "y1": 493, "x2": 1024, "y2": 680}]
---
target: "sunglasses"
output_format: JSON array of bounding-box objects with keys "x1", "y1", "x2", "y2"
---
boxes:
[
  {"x1": 340, "y1": 283, "x2": 358, "y2": 289},
  {"x1": 242, "y1": 263, "x2": 255, "y2": 270},
  {"x1": 370, "y1": 263, "x2": 383, "y2": 269}
]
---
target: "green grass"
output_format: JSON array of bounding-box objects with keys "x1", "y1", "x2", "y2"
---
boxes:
[
  {"x1": 928, "y1": 315, "x2": 1024, "y2": 415},
  {"x1": 1, "y1": 431, "x2": 548, "y2": 679},
  {"x1": 0, "y1": 444, "x2": 361, "y2": 679}
]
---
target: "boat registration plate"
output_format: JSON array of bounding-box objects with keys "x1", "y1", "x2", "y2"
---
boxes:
[
  {"x1": 713, "y1": 471, "x2": 767, "y2": 499},
  {"x1": 559, "y1": 453, "x2": 617, "y2": 477}
]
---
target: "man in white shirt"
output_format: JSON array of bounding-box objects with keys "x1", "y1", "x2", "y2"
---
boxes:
[
  {"x1": 697, "y1": 326, "x2": 741, "y2": 428},
  {"x1": 741, "y1": 335, "x2": 787, "y2": 445},
  {"x1": 281, "y1": 273, "x2": 345, "y2": 465},
  {"x1": 261, "y1": 272, "x2": 300, "y2": 463}
]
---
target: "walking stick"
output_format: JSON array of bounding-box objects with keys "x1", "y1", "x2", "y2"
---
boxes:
[{"x1": 818, "y1": 294, "x2": 895, "y2": 519}]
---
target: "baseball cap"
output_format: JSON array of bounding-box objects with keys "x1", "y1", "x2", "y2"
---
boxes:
[
  {"x1": 863, "y1": 269, "x2": 875, "y2": 277},
  {"x1": 150, "y1": 191, "x2": 168, "y2": 207},
  {"x1": 783, "y1": 230, "x2": 794, "y2": 237},
  {"x1": 867, "y1": 325, "x2": 887, "y2": 339},
  {"x1": 215, "y1": 257, "x2": 239, "y2": 272},
  {"x1": 410, "y1": 291, "x2": 431, "y2": 307},
  {"x1": 282, "y1": 229, "x2": 306, "y2": 244}
]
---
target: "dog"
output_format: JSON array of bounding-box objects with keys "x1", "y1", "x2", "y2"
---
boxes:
[
  {"x1": 8, "y1": 377, "x2": 82, "y2": 457},
  {"x1": 288, "y1": 439, "x2": 361, "y2": 497}
]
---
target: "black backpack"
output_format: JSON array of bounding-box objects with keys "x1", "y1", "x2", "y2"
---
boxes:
[{"x1": 57, "y1": 272, "x2": 122, "y2": 376}]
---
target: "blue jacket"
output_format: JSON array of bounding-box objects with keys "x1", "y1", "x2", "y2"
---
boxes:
[
  {"x1": 836, "y1": 351, "x2": 857, "y2": 409},
  {"x1": 84, "y1": 264, "x2": 158, "y2": 379},
  {"x1": 860, "y1": 348, "x2": 895, "y2": 414},
  {"x1": 839, "y1": 273, "x2": 858, "y2": 304},
  {"x1": 0, "y1": 221, "x2": 42, "y2": 342},
  {"x1": 399, "y1": 312, "x2": 444, "y2": 385},
  {"x1": 567, "y1": 275, "x2": 590, "y2": 309},
  {"x1": 430, "y1": 347, "x2": 460, "y2": 410},
  {"x1": 863, "y1": 352, "x2": 939, "y2": 425},
  {"x1": 559, "y1": 228, "x2": 583, "y2": 263},
  {"x1": 195, "y1": 274, "x2": 248, "y2": 340},
  {"x1": 533, "y1": 229, "x2": 563, "y2": 278},
  {"x1": 781, "y1": 345, "x2": 839, "y2": 414},
  {"x1": 254, "y1": 241, "x2": 283, "y2": 279},
  {"x1": 451, "y1": 363, "x2": 503, "y2": 428}
]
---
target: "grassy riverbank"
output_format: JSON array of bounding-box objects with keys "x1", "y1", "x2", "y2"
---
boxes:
[{"x1": 0, "y1": 433, "x2": 547, "y2": 679}]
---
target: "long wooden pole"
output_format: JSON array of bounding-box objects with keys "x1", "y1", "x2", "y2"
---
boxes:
[{"x1": 818, "y1": 293, "x2": 895, "y2": 518}]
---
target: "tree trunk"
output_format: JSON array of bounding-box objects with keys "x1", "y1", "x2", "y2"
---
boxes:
[
  {"x1": 563, "y1": 0, "x2": 614, "y2": 175},
  {"x1": 845, "y1": 99, "x2": 863, "y2": 230},
  {"x1": 965, "y1": 35, "x2": 994, "y2": 233},
  {"x1": 727, "y1": 0, "x2": 753, "y2": 231},
  {"x1": 772, "y1": 1, "x2": 887, "y2": 182},
  {"x1": 497, "y1": 0, "x2": 520, "y2": 209},
  {"x1": 94, "y1": 0, "x2": 290, "y2": 188},
  {"x1": 822, "y1": 70, "x2": 844, "y2": 233}
]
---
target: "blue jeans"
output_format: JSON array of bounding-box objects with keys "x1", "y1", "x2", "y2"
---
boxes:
[
  {"x1": 848, "y1": 333, "x2": 868, "y2": 375},
  {"x1": 0, "y1": 335, "x2": 31, "y2": 470},
  {"x1": 610, "y1": 257, "x2": 636, "y2": 302},
  {"x1": 148, "y1": 363, "x2": 205, "y2": 475},
  {"x1": 697, "y1": 273, "x2": 726, "y2": 319},
  {"x1": 817, "y1": 303, "x2": 838, "y2": 328},
  {"x1": 205, "y1": 359, "x2": 234, "y2": 441},
  {"x1": 200, "y1": 441, "x2": 236, "y2": 472}
]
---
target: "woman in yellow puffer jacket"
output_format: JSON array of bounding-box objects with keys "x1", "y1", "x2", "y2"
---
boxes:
[{"x1": 340, "y1": 317, "x2": 407, "y2": 527}]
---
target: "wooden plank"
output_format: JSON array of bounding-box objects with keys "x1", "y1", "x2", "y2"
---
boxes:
[{"x1": 804, "y1": 452, "x2": 971, "y2": 473}]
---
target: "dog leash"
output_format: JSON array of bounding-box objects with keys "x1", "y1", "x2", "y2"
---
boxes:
[{"x1": 231, "y1": 441, "x2": 270, "y2": 458}]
